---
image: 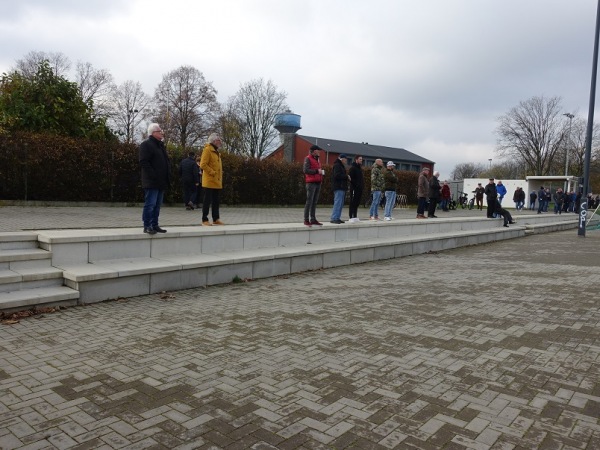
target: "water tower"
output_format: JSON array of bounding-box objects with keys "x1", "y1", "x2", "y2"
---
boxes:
[{"x1": 274, "y1": 111, "x2": 301, "y2": 162}]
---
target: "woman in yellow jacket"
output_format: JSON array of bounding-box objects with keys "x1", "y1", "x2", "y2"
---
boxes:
[{"x1": 199, "y1": 133, "x2": 224, "y2": 226}]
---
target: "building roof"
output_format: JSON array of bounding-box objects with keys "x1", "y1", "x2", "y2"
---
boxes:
[{"x1": 299, "y1": 135, "x2": 435, "y2": 164}]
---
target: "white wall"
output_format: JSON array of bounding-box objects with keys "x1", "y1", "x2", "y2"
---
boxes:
[{"x1": 462, "y1": 179, "x2": 527, "y2": 208}]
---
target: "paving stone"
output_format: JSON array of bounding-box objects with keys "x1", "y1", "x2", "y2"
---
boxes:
[{"x1": 1, "y1": 226, "x2": 599, "y2": 449}]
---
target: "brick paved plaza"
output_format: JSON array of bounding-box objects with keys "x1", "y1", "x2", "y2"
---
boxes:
[{"x1": 1, "y1": 225, "x2": 599, "y2": 449}]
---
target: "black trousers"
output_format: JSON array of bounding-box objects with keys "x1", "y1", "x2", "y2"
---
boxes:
[
  {"x1": 202, "y1": 188, "x2": 220, "y2": 222},
  {"x1": 487, "y1": 198, "x2": 498, "y2": 218},
  {"x1": 349, "y1": 188, "x2": 363, "y2": 218},
  {"x1": 496, "y1": 206, "x2": 513, "y2": 225},
  {"x1": 182, "y1": 181, "x2": 196, "y2": 206},
  {"x1": 427, "y1": 198, "x2": 438, "y2": 217}
]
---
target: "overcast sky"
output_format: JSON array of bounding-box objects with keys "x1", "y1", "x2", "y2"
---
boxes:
[{"x1": 1, "y1": 0, "x2": 598, "y2": 178}]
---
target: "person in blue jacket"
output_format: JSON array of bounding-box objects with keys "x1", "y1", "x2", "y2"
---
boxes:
[{"x1": 496, "y1": 180, "x2": 507, "y2": 205}]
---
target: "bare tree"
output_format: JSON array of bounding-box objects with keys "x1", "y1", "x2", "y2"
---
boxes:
[
  {"x1": 227, "y1": 78, "x2": 288, "y2": 158},
  {"x1": 153, "y1": 66, "x2": 219, "y2": 150},
  {"x1": 13, "y1": 50, "x2": 71, "y2": 78},
  {"x1": 107, "y1": 80, "x2": 153, "y2": 143},
  {"x1": 558, "y1": 116, "x2": 600, "y2": 178},
  {"x1": 450, "y1": 162, "x2": 486, "y2": 180},
  {"x1": 495, "y1": 96, "x2": 568, "y2": 176},
  {"x1": 75, "y1": 61, "x2": 114, "y2": 117},
  {"x1": 217, "y1": 104, "x2": 245, "y2": 155}
]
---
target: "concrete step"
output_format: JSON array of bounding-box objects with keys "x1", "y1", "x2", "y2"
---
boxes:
[
  {"x1": 0, "y1": 285, "x2": 79, "y2": 312},
  {"x1": 0, "y1": 248, "x2": 51, "y2": 264},
  {"x1": 0, "y1": 232, "x2": 39, "y2": 250},
  {"x1": 0, "y1": 267, "x2": 65, "y2": 292}
]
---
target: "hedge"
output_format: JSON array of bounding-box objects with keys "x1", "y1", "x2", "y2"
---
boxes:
[{"x1": 0, "y1": 132, "x2": 419, "y2": 205}]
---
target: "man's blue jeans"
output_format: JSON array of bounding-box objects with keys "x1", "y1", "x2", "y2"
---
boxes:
[
  {"x1": 369, "y1": 191, "x2": 382, "y2": 218},
  {"x1": 331, "y1": 190, "x2": 345, "y2": 221},
  {"x1": 384, "y1": 191, "x2": 396, "y2": 218},
  {"x1": 142, "y1": 188, "x2": 164, "y2": 228}
]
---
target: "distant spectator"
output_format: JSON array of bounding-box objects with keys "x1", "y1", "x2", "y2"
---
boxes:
[
  {"x1": 513, "y1": 186, "x2": 525, "y2": 211},
  {"x1": 496, "y1": 180, "x2": 507, "y2": 205},
  {"x1": 485, "y1": 178, "x2": 498, "y2": 218},
  {"x1": 179, "y1": 151, "x2": 200, "y2": 210},
  {"x1": 348, "y1": 155, "x2": 364, "y2": 223},
  {"x1": 529, "y1": 190, "x2": 537, "y2": 210},
  {"x1": 553, "y1": 188, "x2": 565, "y2": 215},
  {"x1": 139, "y1": 123, "x2": 170, "y2": 235},
  {"x1": 416, "y1": 167, "x2": 430, "y2": 219},
  {"x1": 537, "y1": 186, "x2": 546, "y2": 214},
  {"x1": 440, "y1": 181, "x2": 451, "y2": 212},
  {"x1": 199, "y1": 133, "x2": 224, "y2": 226},
  {"x1": 383, "y1": 161, "x2": 398, "y2": 221},
  {"x1": 370, "y1": 159, "x2": 385, "y2": 221},
  {"x1": 427, "y1": 170, "x2": 441, "y2": 218},
  {"x1": 474, "y1": 183, "x2": 485, "y2": 210},
  {"x1": 330, "y1": 154, "x2": 349, "y2": 224},
  {"x1": 303, "y1": 145, "x2": 325, "y2": 227}
]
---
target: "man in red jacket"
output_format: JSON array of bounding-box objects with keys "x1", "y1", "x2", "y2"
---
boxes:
[{"x1": 303, "y1": 145, "x2": 325, "y2": 226}]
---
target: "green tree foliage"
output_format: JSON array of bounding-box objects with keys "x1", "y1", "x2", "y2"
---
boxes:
[{"x1": 0, "y1": 61, "x2": 114, "y2": 140}]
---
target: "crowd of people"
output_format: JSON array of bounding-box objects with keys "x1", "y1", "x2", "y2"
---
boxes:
[{"x1": 139, "y1": 128, "x2": 595, "y2": 233}]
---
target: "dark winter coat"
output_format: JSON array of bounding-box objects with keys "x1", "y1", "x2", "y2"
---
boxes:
[
  {"x1": 331, "y1": 158, "x2": 348, "y2": 191},
  {"x1": 139, "y1": 135, "x2": 171, "y2": 190},
  {"x1": 428, "y1": 175, "x2": 441, "y2": 199},
  {"x1": 485, "y1": 182, "x2": 497, "y2": 200},
  {"x1": 179, "y1": 156, "x2": 200, "y2": 185},
  {"x1": 349, "y1": 162, "x2": 364, "y2": 190}
]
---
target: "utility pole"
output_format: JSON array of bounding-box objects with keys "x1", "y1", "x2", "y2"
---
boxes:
[
  {"x1": 563, "y1": 113, "x2": 574, "y2": 192},
  {"x1": 578, "y1": 0, "x2": 600, "y2": 237}
]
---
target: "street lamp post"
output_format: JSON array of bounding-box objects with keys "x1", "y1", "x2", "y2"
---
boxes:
[
  {"x1": 488, "y1": 158, "x2": 492, "y2": 169},
  {"x1": 563, "y1": 113, "x2": 574, "y2": 192},
  {"x1": 578, "y1": 0, "x2": 600, "y2": 238},
  {"x1": 126, "y1": 109, "x2": 138, "y2": 143}
]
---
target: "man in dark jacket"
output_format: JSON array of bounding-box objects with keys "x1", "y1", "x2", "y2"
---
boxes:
[
  {"x1": 179, "y1": 152, "x2": 200, "y2": 210},
  {"x1": 485, "y1": 178, "x2": 498, "y2": 218},
  {"x1": 427, "y1": 170, "x2": 441, "y2": 218},
  {"x1": 330, "y1": 154, "x2": 349, "y2": 224},
  {"x1": 139, "y1": 123, "x2": 171, "y2": 234},
  {"x1": 348, "y1": 155, "x2": 364, "y2": 222},
  {"x1": 537, "y1": 186, "x2": 546, "y2": 214}
]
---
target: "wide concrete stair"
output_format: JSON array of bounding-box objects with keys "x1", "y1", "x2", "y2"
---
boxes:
[
  {"x1": 0, "y1": 213, "x2": 579, "y2": 312},
  {"x1": 0, "y1": 232, "x2": 79, "y2": 313}
]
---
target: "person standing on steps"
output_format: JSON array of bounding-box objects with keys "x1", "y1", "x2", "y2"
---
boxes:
[
  {"x1": 179, "y1": 151, "x2": 200, "y2": 210},
  {"x1": 330, "y1": 154, "x2": 349, "y2": 224},
  {"x1": 139, "y1": 123, "x2": 170, "y2": 235},
  {"x1": 348, "y1": 155, "x2": 364, "y2": 223},
  {"x1": 383, "y1": 161, "x2": 397, "y2": 221},
  {"x1": 416, "y1": 167, "x2": 430, "y2": 218},
  {"x1": 199, "y1": 133, "x2": 224, "y2": 226},
  {"x1": 369, "y1": 159, "x2": 385, "y2": 221},
  {"x1": 427, "y1": 170, "x2": 441, "y2": 218},
  {"x1": 303, "y1": 145, "x2": 325, "y2": 226},
  {"x1": 485, "y1": 178, "x2": 498, "y2": 218}
]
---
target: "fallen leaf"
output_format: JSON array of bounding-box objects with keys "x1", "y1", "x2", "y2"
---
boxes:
[{"x1": 1, "y1": 320, "x2": 20, "y2": 325}]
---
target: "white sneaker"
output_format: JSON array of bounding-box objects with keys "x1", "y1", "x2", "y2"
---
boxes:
[
  {"x1": 384, "y1": 217, "x2": 392, "y2": 221},
  {"x1": 354, "y1": 217, "x2": 360, "y2": 222},
  {"x1": 348, "y1": 218, "x2": 357, "y2": 223}
]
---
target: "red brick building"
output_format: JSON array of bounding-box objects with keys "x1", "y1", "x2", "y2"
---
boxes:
[{"x1": 268, "y1": 134, "x2": 435, "y2": 172}]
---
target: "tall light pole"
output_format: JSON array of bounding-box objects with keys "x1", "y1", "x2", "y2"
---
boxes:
[
  {"x1": 578, "y1": 0, "x2": 600, "y2": 238},
  {"x1": 488, "y1": 158, "x2": 492, "y2": 169},
  {"x1": 563, "y1": 113, "x2": 574, "y2": 192},
  {"x1": 126, "y1": 109, "x2": 138, "y2": 143}
]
